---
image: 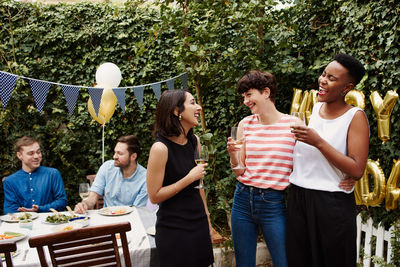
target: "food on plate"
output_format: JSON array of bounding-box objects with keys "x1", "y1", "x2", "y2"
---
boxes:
[
  {"x1": 10, "y1": 212, "x2": 32, "y2": 221},
  {"x1": 0, "y1": 232, "x2": 24, "y2": 240},
  {"x1": 55, "y1": 225, "x2": 74, "y2": 232},
  {"x1": 46, "y1": 214, "x2": 75, "y2": 224},
  {"x1": 103, "y1": 207, "x2": 126, "y2": 215}
]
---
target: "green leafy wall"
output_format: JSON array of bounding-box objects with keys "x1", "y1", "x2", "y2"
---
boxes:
[{"x1": 1, "y1": 0, "x2": 399, "y2": 231}]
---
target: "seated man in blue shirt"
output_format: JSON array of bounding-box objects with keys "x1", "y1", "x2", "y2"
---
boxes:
[
  {"x1": 74, "y1": 135, "x2": 148, "y2": 214},
  {"x1": 3, "y1": 136, "x2": 68, "y2": 214}
]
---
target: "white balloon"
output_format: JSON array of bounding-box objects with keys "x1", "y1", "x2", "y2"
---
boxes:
[{"x1": 95, "y1": 62, "x2": 122, "y2": 88}]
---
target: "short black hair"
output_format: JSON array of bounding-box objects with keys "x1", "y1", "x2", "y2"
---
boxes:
[
  {"x1": 237, "y1": 70, "x2": 277, "y2": 103},
  {"x1": 334, "y1": 54, "x2": 365, "y2": 85}
]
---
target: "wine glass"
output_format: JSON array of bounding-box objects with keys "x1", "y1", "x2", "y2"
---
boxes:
[
  {"x1": 194, "y1": 145, "x2": 208, "y2": 189},
  {"x1": 230, "y1": 126, "x2": 245, "y2": 170},
  {"x1": 79, "y1": 183, "x2": 90, "y2": 200},
  {"x1": 290, "y1": 112, "x2": 305, "y2": 158},
  {"x1": 290, "y1": 112, "x2": 306, "y2": 127}
]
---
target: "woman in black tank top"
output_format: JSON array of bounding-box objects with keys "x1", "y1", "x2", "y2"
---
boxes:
[{"x1": 146, "y1": 90, "x2": 214, "y2": 267}]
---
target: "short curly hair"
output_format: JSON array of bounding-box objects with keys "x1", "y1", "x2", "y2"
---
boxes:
[
  {"x1": 237, "y1": 70, "x2": 277, "y2": 103},
  {"x1": 334, "y1": 54, "x2": 365, "y2": 85}
]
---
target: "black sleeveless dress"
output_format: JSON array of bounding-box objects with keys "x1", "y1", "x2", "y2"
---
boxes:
[{"x1": 155, "y1": 135, "x2": 214, "y2": 267}]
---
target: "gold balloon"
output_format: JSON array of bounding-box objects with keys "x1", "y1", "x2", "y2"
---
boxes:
[
  {"x1": 354, "y1": 177, "x2": 363, "y2": 205},
  {"x1": 345, "y1": 90, "x2": 365, "y2": 110},
  {"x1": 369, "y1": 90, "x2": 399, "y2": 143},
  {"x1": 355, "y1": 159, "x2": 386, "y2": 207},
  {"x1": 88, "y1": 88, "x2": 117, "y2": 125},
  {"x1": 305, "y1": 90, "x2": 318, "y2": 124},
  {"x1": 385, "y1": 160, "x2": 400, "y2": 211},
  {"x1": 380, "y1": 90, "x2": 398, "y2": 115},
  {"x1": 370, "y1": 91, "x2": 383, "y2": 114},
  {"x1": 290, "y1": 88, "x2": 302, "y2": 114},
  {"x1": 298, "y1": 91, "x2": 309, "y2": 113}
]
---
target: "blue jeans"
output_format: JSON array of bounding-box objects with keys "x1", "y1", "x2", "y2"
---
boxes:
[{"x1": 231, "y1": 182, "x2": 287, "y2": 267}]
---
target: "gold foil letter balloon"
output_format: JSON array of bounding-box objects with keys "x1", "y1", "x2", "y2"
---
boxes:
[
  {"x1": 290, "y1": 88, "x2": 302, "y2": 114},
  {"x1": 345, "y1": 90, "x2": 365, "y2": 110},
  {"x1": 369, "y1": 90, "x2": 399, "y2": 143},
  {"x1": 385, "y1": 160, "x2": 400, "y2": 210},
  {"x1": 354, "y1": 159, "x2": 386, "y2": 206}
]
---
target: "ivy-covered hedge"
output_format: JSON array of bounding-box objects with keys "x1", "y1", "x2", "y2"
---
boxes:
[{"x1": 1, "y1": 0, "x2": 399, "y2": 234}]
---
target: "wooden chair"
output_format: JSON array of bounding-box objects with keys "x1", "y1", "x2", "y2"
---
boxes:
[
  {"x1": 86, "y1": 174, "x2": 104, "y2": 209},
  {"x1": 28, "y1": 221, "x2": 132, "y2": 267},
  {"x1": 0, "y1": 241, "x2": 17, "y2": 267}
]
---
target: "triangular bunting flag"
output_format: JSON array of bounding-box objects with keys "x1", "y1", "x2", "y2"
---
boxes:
[
  {"x1": 29, "y1": 79, "x2": 51, "y2": 114},
  {"x1": 180, "y1": 73, "x2": 188, "y2": 90},
  {"x1": 166, "y1": 78, "x2": 175, "y2": 90},
  {"x1": 61, "y1": 85, "x2": 80, "y2": 116},
  {"x1": 0, "y1": 71, "x2": 18, "y2": 109},
  {"x1": 133, "y1": 86, "x2": 144, "y2": 110},
  {"x1": 112, "y1": 88, "x2": 126, "y2": 113},
  {"x1": 151, "y1": 83, "x2": 162, "y2": 100},
  {"x1": 88, "y1": 87, "x2": 103, "y2": 116}
]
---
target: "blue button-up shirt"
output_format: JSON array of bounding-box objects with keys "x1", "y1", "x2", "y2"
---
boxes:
[
  {"x1": 3, "y1": 166, "x2": 68, "y2": 214},
  {"x1": 90, "y1": 160, "x2": 148, "y2": 207}
]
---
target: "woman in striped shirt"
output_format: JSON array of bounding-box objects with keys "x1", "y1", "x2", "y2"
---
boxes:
[{"x1": 227, "y1": 70, "x2": 294, "y2": 267}]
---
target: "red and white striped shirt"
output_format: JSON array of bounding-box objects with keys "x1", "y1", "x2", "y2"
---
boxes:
[{"x1": 238, "y1": 114, "x2": 295, "y2": 190}]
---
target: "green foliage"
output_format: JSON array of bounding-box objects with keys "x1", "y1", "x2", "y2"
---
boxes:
[{"x1": 1, "y1": 1, "x2": 400, "y2": 252}]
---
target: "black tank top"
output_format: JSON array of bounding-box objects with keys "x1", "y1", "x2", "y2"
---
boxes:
[{"x1": 155, "y1": 135, "x2": 206, "y2": 230}]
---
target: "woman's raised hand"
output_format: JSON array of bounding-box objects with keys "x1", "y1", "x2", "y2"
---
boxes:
[
  {"x1": 188, "y1": 163, "x2": 208, "y2": 182},
  {"x1": 227, "y1": 137, "x2": 240, "y2": 154}
]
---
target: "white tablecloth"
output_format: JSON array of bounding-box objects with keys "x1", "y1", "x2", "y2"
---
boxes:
[{"x1": 0, "y1": 207, "x2": 157, "y2": 267}]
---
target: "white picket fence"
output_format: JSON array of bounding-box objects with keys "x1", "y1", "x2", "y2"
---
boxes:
[{"x1": 356, "y1": 214, "x2": 395, "y2": 266}]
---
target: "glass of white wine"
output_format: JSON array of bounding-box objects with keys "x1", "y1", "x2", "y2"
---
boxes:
[
  {"x1": 231, "y1": 126, "x2": 245, "y2": 170},
  {"x1": 290, "y1": 112, "x2": 306, "y2": 127},
  {"x1": 79, "y1": 183, "x2": 90, "y2": 200},
  {"x1": 194, "y1": 145, "x2": 208, "y2": 189}
]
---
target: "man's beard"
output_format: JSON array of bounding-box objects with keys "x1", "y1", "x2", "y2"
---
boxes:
[{"x1": 115, "y1": 158, "x2": 130, "y2": 169}]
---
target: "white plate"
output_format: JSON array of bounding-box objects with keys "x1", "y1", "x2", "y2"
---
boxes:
[
  {"x1": 0, "y1": 229, "x2": 28, "y2": 243},
  {"x1": 146, "y1": 226, "x2": 156, "y2": 236},
  {"x1": 0, "y1": 212, "x2": 39, "y2": 223},
  {"x1": 98, "y1": 206, "x2": 133, "y2": 216},
  {"x1": 1, "y1": 249, "x2": 21, "y2": 261}
]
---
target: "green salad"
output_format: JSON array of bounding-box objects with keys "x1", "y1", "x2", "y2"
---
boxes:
[
  {"x1": 11, "y1": 212, "x2": 32, "y2": 221},
  {"x1": 45, "y1": 214, "x2": 74, "y2": 224}
]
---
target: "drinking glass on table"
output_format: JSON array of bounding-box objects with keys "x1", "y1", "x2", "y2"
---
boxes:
[
  {"x1": 231, "y1": 126, "x2": 245, "y2": 170},
  {"x1": 194, "y1": 145, "x2": 208, "y2": 189},
  {"x1": 290, "y1": 112, "x2": 306, "y2": 127},
  {"x1": 79, "y1": 183, "x2": 90, "y2": 200}
]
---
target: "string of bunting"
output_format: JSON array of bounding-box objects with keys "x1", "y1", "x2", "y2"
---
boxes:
[{"x1": 0, "y1": 70, "x2": 188, "y2": 116}]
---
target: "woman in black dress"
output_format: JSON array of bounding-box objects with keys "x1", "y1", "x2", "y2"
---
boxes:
[{"x1": 146, "y1": 90, "x2": 214, "y2": 267}]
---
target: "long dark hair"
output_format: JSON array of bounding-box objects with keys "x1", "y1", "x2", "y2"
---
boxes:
[{"x1": 153, "y1": 90, "x2": 193, "y2": 139}]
